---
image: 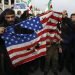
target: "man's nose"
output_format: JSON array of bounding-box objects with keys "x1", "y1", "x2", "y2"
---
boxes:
[{"x1": 9, "y1": 18, "x2": 12, "y2": 21}]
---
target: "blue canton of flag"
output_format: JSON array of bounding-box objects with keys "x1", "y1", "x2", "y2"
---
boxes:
[
  {"x1": 18, "y1": 16, "x2": 43, "y2": 31},
  {"x1": 1, "y1": 16, "x2": 43, "y2": 47}
]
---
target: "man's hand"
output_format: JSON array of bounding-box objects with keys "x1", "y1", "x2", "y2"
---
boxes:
[{"x1": 0, "y1": 27, "x2": 5, "y2": 34}]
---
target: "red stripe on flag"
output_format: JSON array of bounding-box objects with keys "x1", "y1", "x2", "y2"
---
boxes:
[
  {"x1": 10, "y1": 44, "x2": 46, "y2": 61},
  {"x1": 14, "y1": 52, "x2": 46, "y2": 67}
]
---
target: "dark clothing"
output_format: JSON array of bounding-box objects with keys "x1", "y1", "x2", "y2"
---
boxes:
[
  {"x1": 0, "y1": 36, "x2": 14, "y2": 75},
  {"x1": 70, "y1": 24, "x2": 75, "y2": 75},
  {"x1": 61, "y1": 18, "x2": 73, "y2": 40},
  {"x1": 20, "y1": 11, "x2": 34, "y2": 21},
  {"x1": 20, "y1": 11, "x2": 29, "y2": 21},
  {"x1": 44, "y1": 43, "x2": 59, "y2": 75},
  {"x1": 59, "y1": 17, "x2": 73, "y2": 72}
]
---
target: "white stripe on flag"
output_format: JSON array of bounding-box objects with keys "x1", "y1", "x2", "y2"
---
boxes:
[{"x1": 12, "y1": 47, "x2": 46, "y2": 65}]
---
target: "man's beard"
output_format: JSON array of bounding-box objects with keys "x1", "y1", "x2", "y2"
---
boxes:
[{"x1": 8, "y1": 21, "x2": 15, "y2": 25}]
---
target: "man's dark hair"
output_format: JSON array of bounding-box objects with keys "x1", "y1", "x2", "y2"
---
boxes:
[
  {"x1": 0, "y1": 8, "x2": 15, "y2": 23},
  {"x1": 0, "y1": 8, "x2": 16, "y2": 25},
  {"x1": 70, "y1": 13, "x2": 75, "y2": 18},
  {"x1": 17, "y1": 10, "x2": 21, "y2": 15},
  {"x1": 3, "y1": 8, "x2": 15, "y2": 16},
  {"x1": 20, "y1": 10, "x2": 29, "y2": 21}
]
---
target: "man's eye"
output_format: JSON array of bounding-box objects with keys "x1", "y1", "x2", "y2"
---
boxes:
[
  {"x1": 5, "y1": 16, "x2": 15, "y2": 18},
  {"x1": 11, "y1": 16, "x2": 15, "y2": 18},
  {"x1": 6, "y1": 17, "x2": 10, "y2": 18}
]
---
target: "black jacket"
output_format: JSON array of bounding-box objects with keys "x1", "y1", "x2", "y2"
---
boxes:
[
  {"x1": 61, "y1": 17, "x2": 73, "y2": 40},
  {"x1": 60, "y1": 17, "x2": 75, "y2": 52}
]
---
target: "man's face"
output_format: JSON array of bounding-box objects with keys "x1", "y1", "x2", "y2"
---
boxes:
[
  {"x1": 71, "y1": 15, "x2": 75, "y2": 23},
  {"x1": 5, "y1": 14, "x2": 15, "y2": 24}
]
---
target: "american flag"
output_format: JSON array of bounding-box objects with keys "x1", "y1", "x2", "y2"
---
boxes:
[
  {"x1": 1, "y1": 10, "x2": 62, "y2": 67},
  {"x1": 1, "y1": 16, "x2": 47, "y2": 67},
  {"x1": 39, "y1": 10, "x2": 62, "y2": 46}
]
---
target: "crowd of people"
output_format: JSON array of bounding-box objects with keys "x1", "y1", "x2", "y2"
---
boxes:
[{"x1": 0, "y1": 8, "x2": 75, "y2": 75}]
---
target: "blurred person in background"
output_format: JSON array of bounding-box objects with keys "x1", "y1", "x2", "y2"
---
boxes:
[
  {"x1": 16, "y1": 10, "x2": 22, "y2": 18},
  {"x1": 58, "y1": 10, "x2": 73, "y2": 73},
  {"x1": 20, "y1": 10, "x2": 34, "y2": 21},
  {"x1": 70, "y1": 13, "x2": 75, "y2": 75},
  {"x1": 20, "y1": 10, "x2": 30, "y2": 21}
]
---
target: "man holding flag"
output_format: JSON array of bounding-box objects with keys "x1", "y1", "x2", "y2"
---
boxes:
[
  {"x1": 0, "y1": 8, "x2": 35, "y2": 75},
  {"x1": 0, "y1": 7, "x2": 49, "y2": 75}
]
